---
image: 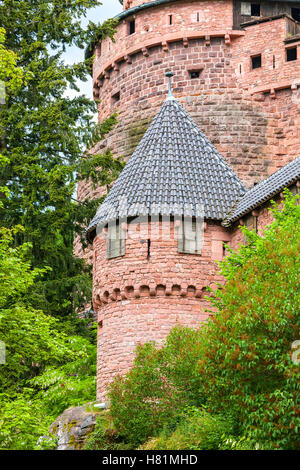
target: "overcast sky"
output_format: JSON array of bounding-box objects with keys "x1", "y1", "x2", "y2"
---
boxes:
[{"x1": 64, "y1": 0, "x2": 122, "y2": 100}]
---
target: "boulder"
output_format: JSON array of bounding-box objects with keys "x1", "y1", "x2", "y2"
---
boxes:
[{"x1": 49, "y1": 402, "x2": 100, "y2": 450}]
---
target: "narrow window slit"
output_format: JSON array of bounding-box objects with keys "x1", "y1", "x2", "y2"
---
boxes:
[
  {"x1": 147, "y1": 239, "x2": 151, "y2": 261},
  {"x1": 129, "y1": 19, "x2": 135, "y2": 35}
]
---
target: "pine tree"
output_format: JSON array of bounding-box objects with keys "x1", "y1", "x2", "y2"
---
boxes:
[{"x1": 0, "y1": 1, "x2": 122, "y2": 323}]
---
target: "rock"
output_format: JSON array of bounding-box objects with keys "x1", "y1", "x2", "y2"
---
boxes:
[{"x1": 49, "y1": 402, "x2": 100, "y2": 450}]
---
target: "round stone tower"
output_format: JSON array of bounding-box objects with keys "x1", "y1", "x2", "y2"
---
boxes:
[{"x1": 87, "y1": 77, "x2": 245, "y2": 400}]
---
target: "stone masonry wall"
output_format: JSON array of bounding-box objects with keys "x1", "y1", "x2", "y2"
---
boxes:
[
  {"x1": 93, "y1": 219, "x2": 231, "y2": 399},
  {"x1": 229, "y1": 193, "x2": 283, "y2": 251}
]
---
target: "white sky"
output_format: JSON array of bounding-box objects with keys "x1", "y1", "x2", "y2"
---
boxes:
[{"x1": 64, "y1": 0, "x2": 122, "y2": 100}]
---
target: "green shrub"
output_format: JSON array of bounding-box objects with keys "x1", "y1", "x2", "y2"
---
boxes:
[
  {"x1": 200, "y1": 191, "x2": 300, "y2": 449},
  {"x1": 109, "y1": 328, "x2": 205, "y2": 447},
  {"x1": 84, "y1": 412, "x2": 132, "y2": 450},
  {"x1": 139, "y1": 407, "x2": 235, "y2": 450}
]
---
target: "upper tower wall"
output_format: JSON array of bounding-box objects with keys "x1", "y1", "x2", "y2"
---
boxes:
[{"x1": 93, "y1": 0, "x2": 234, "y2": 84}]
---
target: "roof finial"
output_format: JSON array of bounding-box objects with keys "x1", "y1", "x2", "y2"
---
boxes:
[{"x1": 166, "y1": 71, "x2": 175, "y2": 100}]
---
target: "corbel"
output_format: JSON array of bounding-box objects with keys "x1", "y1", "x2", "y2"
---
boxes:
[
  {"x1": 205, "y1": 35, "x2": 211, "y2": 47},
  {"x1": 162, "y1": 41, "x2": 169, "y2": 52},
  {"x1": 124, "y1": 54, "x2": 132, "y2": 64}
]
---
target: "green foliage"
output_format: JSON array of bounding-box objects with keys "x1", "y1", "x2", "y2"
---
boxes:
[
  {"x1": 30, "y1": 336, "x2": 97, "y2": 417},
  {"x1": 0, "y1": 226, "x2": 66, "y2": 391},
  {"x1": 0, "y1": 392, "x2": 53, "y2": 450},
  {"x1": 108, "y1": 329, "x2": 205, "y2": 447},
  {"x1": 85, "y1": 18, "x2": 118, "y2": 62},
  {"x1": 0, "y1": 224, "x2": 96, "y2": 449},
  {"x1": 202, "y1": 190, "x2": 300, "y2": 449},
  {"x1": 140, "y1": 407, "x2": 235, "y2": 450},
  {"x1": 0, "y1": 8, "x2": 110, "y2": 447},
  {"x1": 0, "y1": 1, "x2": 121, "y2": 320},
  {"x1": 108, "y1": 193, "x2": 300, "y2": 450},
  {"x1": 84, "y1": 412, "x2": 132, "y2": 451}
]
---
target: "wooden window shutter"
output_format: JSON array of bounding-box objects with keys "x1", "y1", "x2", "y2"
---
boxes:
[
  {"x1": 178, "y1": 218, "x2": 203, "y2": 255},
  {"x1": 106, "y1": 223, "x2": 126, "y2": 259}
]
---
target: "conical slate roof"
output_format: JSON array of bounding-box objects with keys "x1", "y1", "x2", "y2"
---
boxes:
[{"x1": 87, "y1": 97, "x2": 246, "y2": 240}]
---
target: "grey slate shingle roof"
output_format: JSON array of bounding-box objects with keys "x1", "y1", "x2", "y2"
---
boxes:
[
  {"x1": 86, "y1": 97, "x2": 246, "y2": 240},
  {"x1": 223, "y1": 156, "x2": 300, "y2": 226}
]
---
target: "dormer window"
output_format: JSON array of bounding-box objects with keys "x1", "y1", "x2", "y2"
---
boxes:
[
  {"x1": 106, "y1": 223, "x2": 126, "y2": 259},
  {"x1": 178, "y1": 218, "x2": 203, "y2": 255}
]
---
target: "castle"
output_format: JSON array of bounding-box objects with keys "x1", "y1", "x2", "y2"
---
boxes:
[{"x1": 77, "y1": 0, "x2": 300, "y2": 400}]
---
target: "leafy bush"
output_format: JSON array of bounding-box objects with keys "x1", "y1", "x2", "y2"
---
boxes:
[
  {"x1": 201, "y1": 191, "x2": 300, "y2": 449},
  {"x1": 84, "y1": 412, "x2": 132, "y2": 451},
  {"x1": 139, "y1": 407, "x2": 234, "y2": 450},
  {"x1": 0, "y1": 392, "x2": 54, "y2": 450},
  {"x1": 109, "y1": 328, "x2": 205, "y2": 447}
]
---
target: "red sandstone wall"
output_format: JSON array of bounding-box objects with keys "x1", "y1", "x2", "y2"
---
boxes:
[
  {"x1": 93, "y1": 219, "x2": 231, "y2": 399},
  {"x1": 229, "y1": 194, "x2": 282, "y2": 251},
  {"x1": 94, "y1": 0, "x2": 234, "y2": 82},
  {"x1": 232, "y1": 17, "x2": 300, "y2": 90},
  {"x1": 89, "y1": 5, "x2": 299, "y2": 190}
]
